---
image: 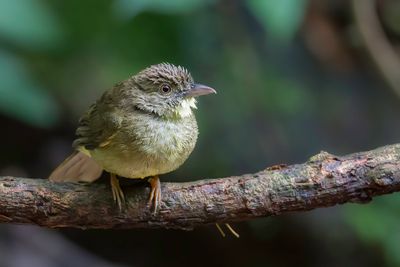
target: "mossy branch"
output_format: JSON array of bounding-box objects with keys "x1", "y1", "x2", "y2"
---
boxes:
[{"x1": 1, "y1": 144, "x2": 400, "y2": 230}]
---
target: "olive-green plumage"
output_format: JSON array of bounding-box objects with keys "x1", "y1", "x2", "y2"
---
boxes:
[{"x1": 49, "y1": 63, "x2": 216, "y2": 210}]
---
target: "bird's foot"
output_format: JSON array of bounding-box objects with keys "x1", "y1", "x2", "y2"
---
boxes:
[
  {"x1": 215, "y1": 223, "x2": 240, "y2": 238},
  {"x1": 110, "y1": 173, "x2": 125, "y2": 210},
  {"x1": 148, "y1": 176, "x2": 162, "y2": 214}
]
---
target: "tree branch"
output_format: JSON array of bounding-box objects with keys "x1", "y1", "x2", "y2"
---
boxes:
[{"x1": 1, "y1": 144, "x2": 400, "y2": 230}]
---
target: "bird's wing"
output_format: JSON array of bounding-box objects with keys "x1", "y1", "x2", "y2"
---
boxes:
[
  {"x1": 72, "y1": 87, "x2": 123, "y2": 152},
  {"x1": 49, "y1": 85, "x2": 125, "y2": 183}
]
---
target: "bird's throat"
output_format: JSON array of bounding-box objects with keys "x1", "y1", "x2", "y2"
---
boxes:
[{"x1": 173, "y1": 98, "x2": 197, "y2": 118}]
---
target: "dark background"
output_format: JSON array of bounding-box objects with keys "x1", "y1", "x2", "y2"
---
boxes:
[{"x1": 1, "y1": 0, "x2": 400, "y2": 266}]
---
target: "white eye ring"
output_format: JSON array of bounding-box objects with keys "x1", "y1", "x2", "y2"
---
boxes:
[{"x1": 160, "y1": 84, "x2": 172, "y2": 94}]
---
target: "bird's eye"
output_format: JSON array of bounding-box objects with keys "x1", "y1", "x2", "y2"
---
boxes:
[{"x1": 160, "y1": 84, "x2": 172, "y2": 94}]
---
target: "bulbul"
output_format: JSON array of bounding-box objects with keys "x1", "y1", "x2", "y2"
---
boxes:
[{"x1": 49, "y1": 63, "x2": 216, "y2": 211}]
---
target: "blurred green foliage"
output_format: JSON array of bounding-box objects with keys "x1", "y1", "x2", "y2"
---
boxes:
[
  {"x1": 0, "y1": 51, "x2": 59, "y2": 127},
  {"x1": 247, "y1": 0, "x2": 307, "y2": 42},
  {"x1": 345, "y1": 197, "x2": 400, "y2": 266},
  {"x1": 0, "y1": 0, "x2": 63, "y2": 50},
  {"x1": 114, "y1": 0, "x2": 214, "y2": 18}
]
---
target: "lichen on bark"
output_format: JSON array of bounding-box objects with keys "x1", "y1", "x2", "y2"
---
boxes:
[{"x1": 0, "y1": 144, "x2": 399, "y2": 230}]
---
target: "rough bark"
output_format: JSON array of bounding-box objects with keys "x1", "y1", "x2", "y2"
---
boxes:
[{"x1": 0, "y1": 144, "x2": 399, "y2": 230}]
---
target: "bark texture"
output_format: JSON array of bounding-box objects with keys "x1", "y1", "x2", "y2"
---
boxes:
[{"x1": 1, "y1": 144, "x2": 399, "y2": 230}]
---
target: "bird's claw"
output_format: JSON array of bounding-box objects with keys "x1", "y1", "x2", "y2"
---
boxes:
[
  {"x1": 110, "y1": 174, "x2": 125, "y2": 210},
  {"x1": 148, "y1": 176, "x2": 162, "y2": 214}
]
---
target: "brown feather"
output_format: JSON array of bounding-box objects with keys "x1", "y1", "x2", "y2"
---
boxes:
[{"x1": 49, "y1": 151, "x2": 103, "y2": 183}]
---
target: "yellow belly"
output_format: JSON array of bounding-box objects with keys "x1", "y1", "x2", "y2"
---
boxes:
[
  {"x1": 82, "y1": 114, "x2": 198, "y2": 179},
  {"x1": 90, "y1": 146, "x2": 192, "y2": 179}
]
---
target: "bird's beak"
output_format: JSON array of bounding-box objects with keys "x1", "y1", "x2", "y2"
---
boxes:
[{"x1": 185, "y1": 83, "x2": 216, "y2": 98}]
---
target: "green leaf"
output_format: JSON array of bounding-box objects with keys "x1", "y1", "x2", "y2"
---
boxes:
[
  {"x1": 246, "y1": 0, "x2": 307, "y2": 42},
  {"x1": 0, "y1": 0, "x2": 63, "y2": 49},
  {"x1": 0, "y1": 51, "x2": 59, "y2": 128}
]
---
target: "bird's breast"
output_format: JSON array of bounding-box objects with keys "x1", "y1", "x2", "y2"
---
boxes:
[{"x1": 91, "y1": 113, "x2": 198, "y2": 178}]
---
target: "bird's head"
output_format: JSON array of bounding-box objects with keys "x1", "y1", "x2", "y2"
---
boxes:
[{"x1": 126, "y1": 63, "x2": 216, "y2": 118}]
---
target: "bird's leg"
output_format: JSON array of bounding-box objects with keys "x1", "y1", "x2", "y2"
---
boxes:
[
  {"x1": 215, "y1": 223, "x2": 240, "y2": 238},
  {"x1": 225, "y1": 223, "x2": 240, "y2": 238},
  {"x1": 148, "y1": 175, "x2": 162, "y2": 214},
  {"x1": 215, "y1": 223, "x2": 226, "y2": 237},
  {"x1": 110, "y1": 173, "x2": 125, "y2": 210}
]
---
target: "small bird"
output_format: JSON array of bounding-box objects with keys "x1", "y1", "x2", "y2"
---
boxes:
[{"x1": 49, "y1": 63, "x2": 216, "y2": 212}]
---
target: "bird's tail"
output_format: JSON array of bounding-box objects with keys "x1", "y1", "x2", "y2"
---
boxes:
[{"x1": 49, "y1": 151, "x2": 103, "y2": 183}]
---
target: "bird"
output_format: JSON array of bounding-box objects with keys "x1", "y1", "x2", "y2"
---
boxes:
[{"x1": 49, "y1": 63, "x2": 216, "y2": 212}]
